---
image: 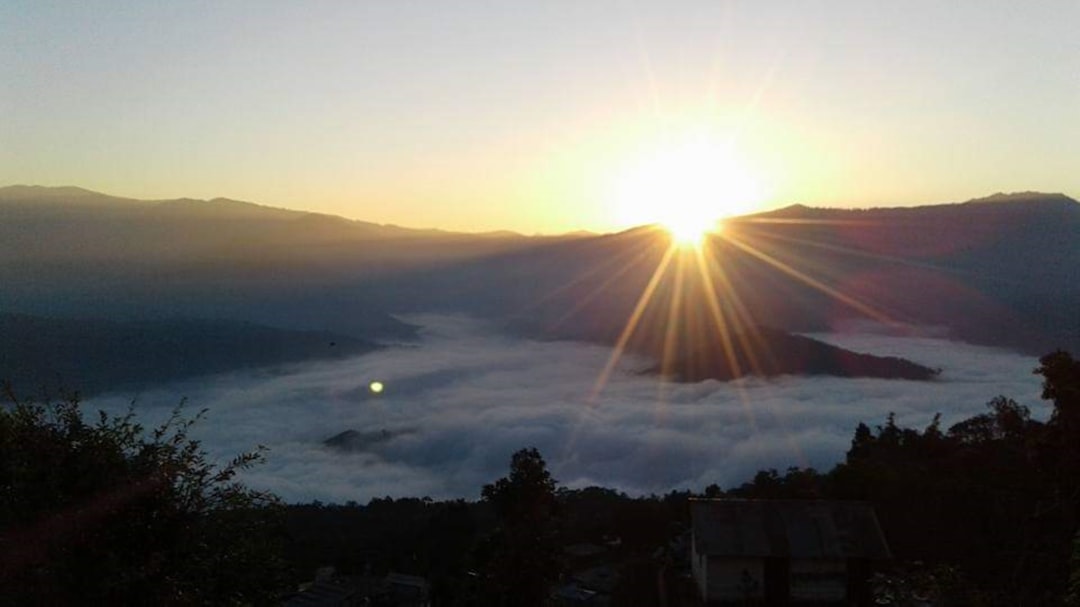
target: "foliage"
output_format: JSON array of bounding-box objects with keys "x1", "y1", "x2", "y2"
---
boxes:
[
  {"x1": 715, "y1": 351, "x2": 1080, "y2": 605},
  {"x1": 476, "y1": 447, "x2": 561, "y2": 606},
  {"x1": 16, "y1": 350, "x2": 1070, "y2": 604},
  {"x1": 1067, "y1": 531, "x2": 1080, "y2": 607},
  {"x1": 0, "y1": 388, "x2": 288, "y2": 605},
  {"x1": 1037, "y1": 351, "x2": 1080, "y2": 504},
  {"x1": 284, "y1": 496, "x2": 481, "y2": 604},
  {"x1": 482, "y1": 447, "x2": 558, "y2": 525},
  {"x1": 1036, "y1": 350, "x2": 1080, "y2": 425},
  {"x1": 276, "y1": 350, "x2": 1080, "y2": 605},
  {"x1": 871, "y1": 563, "x2": 989, "y2": 607},
  {"x1": 822, "y1": 399, "x2": 1068, "y2": 603}
]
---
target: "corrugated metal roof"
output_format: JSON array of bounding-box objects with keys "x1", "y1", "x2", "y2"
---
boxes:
[{"x1": 689, "y1": 499, "x2": 891, "y2": 559}]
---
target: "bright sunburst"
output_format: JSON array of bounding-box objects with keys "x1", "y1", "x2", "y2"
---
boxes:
[{"x1": 608, "y1": 134, "x2": 765, "y2": 246}]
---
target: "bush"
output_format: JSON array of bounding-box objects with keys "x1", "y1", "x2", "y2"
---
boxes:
[{"x1": 0, "y1": 388, "x2": 289, "y2": 604}]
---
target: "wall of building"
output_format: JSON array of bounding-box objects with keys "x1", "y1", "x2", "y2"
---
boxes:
[
  {"x1": 690, "y1": 539, "x2": 708, "y2": 599},
  {"x1": 705, "y1": 557, "x2": 765, "y2": 602},
  {"x1": 789, "y1": 559, "x2": 847, "y2": 602}
]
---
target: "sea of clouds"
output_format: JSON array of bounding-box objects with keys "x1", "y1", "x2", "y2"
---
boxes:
[{"x1": 87, "y1": 315, "x2": 1049, "y2": 504}]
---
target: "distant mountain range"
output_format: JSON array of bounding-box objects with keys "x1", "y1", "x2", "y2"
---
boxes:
[
  {"x1": 368, "y1": 191, "x2": 1079, "y2": 357},
  {"x1": 649, "y1": 327, "x2": 939, "y2": 381},
  {"x1": 2, "y1": 185, "x2": 1076, "y2": 391},
  {"x1": 0, "y1": 314, "x2": 373, "y2": 397},
  {"x1": 0, "y1": 185, "x2": 580, "y2": 339}
]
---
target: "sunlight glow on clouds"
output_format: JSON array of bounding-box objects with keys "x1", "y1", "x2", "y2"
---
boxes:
[{"x1": 89, "y1": 315, "x2": 1047, "y2": 503}]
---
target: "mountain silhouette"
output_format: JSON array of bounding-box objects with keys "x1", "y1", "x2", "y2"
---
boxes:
[
  {"x1": 0, "y1": 186, "x2": 584, "y2": 339},
  {"x1": 0, "y1": 313, "x2": 375, "y2": 396},
  {"x1": 3, "y1": 186, "x2": 1074, "y2": 385},
  {"x1": 650, "y1": 326, "x2": 938, "y2": 381},
  {"x1": 368, "y1": 192, "x2": 1079, "y2": 358}
]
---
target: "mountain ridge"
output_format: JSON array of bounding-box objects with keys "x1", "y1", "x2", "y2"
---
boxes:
[
  {"x1": 7, "y1": 184, "x2": 1077, "y2": 226},
  {"x1": 0, "y1": 185, "x2": 567, "y2": 239},
  {"x1": 0, "y1": 313, "x2": 378, "y2": 397},
  {"x1": 752, "y1": 191, "x2": 1078, "y2": 219},
  {"x1": 365, "y1": 191, "x2": 1078, "y2": 357},
  {"x1": 2, "y1": 184, "x2": 1075, "y2": 386}
]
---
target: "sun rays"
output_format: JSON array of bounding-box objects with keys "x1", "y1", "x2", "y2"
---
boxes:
[
  {"x1": 548, "y1": 212, "x2": 915, "y2": 475},
  {"x1": 606, "y1": 131, "x2": 768, "y2": 247},
  {"x1": 560, "y1": 219, "x2": 904, "y2": 474},
  {"x1": 590, "y1": 243, "x2": 678, "y2": 400},
  {"x1": 585, "y1": 220, "x2": 901, "y2": 402}
]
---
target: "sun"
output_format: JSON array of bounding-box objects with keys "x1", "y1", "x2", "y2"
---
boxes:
[
  {"x1": 664, "y1": 211, "x2": 716, "y2": 247},
  {"x1": 607, "y1": 134, "x2": 765, "y2": 246}
]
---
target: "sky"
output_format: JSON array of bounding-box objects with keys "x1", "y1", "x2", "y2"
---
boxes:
[
  {"x1": 3, "y1": 1, "x2": 1078, "y2": 233},
  {"x1": 87, "y1": 315, "x2": 1048, "y2": 503}
]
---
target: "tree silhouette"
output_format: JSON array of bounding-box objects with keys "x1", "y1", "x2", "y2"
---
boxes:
[
  {"x1": 1068, "y1": 531, "x2": 1080, "y2": 607},
  {"x1": 1037, "y1": 350, "x2": 1080, "y2": 433},
  {"x1": 0, "y1": 389, "x2": 288, "y2": 604},
  {"x1": 476, "y1": 447, "x2": 560, "y2": 606}
]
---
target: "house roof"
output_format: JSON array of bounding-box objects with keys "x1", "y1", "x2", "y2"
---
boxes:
[
  {"x1": 284, "y1": 580, "x2": 358, "y2": 607},
  {"x1": 689, "y1": 499, "x2": 891, "y2": 559},
  {"x1": 386, "y1": 572, "x2": 429, "y2": 591}
]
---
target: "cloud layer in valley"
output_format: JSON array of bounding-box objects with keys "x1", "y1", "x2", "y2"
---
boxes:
[{"x1": 87, "y1": 315, "x2": 1049, "y2": 503}]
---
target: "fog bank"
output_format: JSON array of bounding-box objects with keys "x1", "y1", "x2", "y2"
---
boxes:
[{"x1": 89, "y1": 315, "x2": 1047, "y2": 503}]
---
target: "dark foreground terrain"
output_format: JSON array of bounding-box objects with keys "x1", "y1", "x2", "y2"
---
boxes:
[{"x1": 2, "y1": 350, "x2": 1077, "y2": 605}]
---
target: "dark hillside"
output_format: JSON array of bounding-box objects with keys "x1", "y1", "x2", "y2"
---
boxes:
[
  {"x1": 370, "y1": 192, "x2": 1080, "y2": 356},
  {"x1": 3, "y1": 186, "x2": 1073, "y2": 383},
  {"x1": 0, "y1": 314, "x2": 376, "y2": 397},
  {"x1": 0, "y1": 186, "x2": 584, "y2": 339}
]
